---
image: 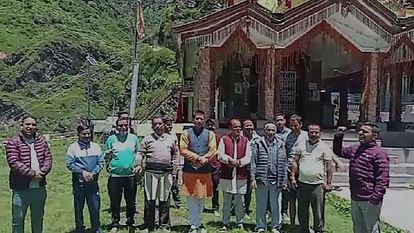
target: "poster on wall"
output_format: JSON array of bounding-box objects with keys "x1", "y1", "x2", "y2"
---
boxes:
[
  {"x1": 309, "y1": 90, "x2": 320, "y2": 101},
  {"x1": 234, "y1": 82, "x2": 243, "y2": 94}
]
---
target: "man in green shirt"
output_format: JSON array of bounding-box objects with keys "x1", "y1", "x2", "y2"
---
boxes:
[{"x1": 105, "y1": 118, "x2": 141, "y2": 231}]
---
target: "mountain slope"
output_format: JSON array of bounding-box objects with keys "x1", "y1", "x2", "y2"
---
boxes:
[{"x1": 0, "y1": 0, "x2": 179, "y2": 131}]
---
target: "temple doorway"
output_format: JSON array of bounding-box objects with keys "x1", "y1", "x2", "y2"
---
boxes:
[{"x1": 217, "y1": 54, "x2": 259, "y2": 125}]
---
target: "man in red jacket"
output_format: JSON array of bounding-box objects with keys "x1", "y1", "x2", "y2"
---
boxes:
[
  {"x1": 333, "y1": 123, "x2": 389, "y2": 233},
  {"x1": 6, "y1": 115, "x2": 53, "y2": 233},
  {"x1": 217, "y1": 118, "x2": 252, "y2": 231}
]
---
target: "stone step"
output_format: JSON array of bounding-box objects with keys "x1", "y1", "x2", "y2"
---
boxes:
[
  {"x1": 335, "y1": 155, "x2": 400, "y2": 165},
  {"x1": 383, "y1": 147, "x2": 414, "y2": 163},
  {"x1": 322, "y1": 136, "x2": 414, "y2": 164},
  {"x1": 321, "y1": 136, "x2": 382, "y2": 147},
  {"x1": 341, "y1": 163, "x2": 414, "y2": 174},
  {"x1": 333, "y1": 182, "x2": 411, "y2": 189},
  {"x1": 333, "y1": 172, "x2": 414, "y2": 184}
]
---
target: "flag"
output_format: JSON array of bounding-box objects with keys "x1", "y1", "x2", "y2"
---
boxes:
[
  {"x1": 285, "y1": 0, "x2": 292, "y2": 9},
  {"x1": 136, "y1": 0, "x2": 145, "y2": 39}
]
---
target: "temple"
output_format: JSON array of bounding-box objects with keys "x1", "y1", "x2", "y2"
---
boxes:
[{"x1": 173, "y1": 0, "x2": 414, "y2": 128}]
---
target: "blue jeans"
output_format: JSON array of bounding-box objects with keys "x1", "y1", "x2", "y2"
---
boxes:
[
  {"x1": 73, "y1": 181, "x2": 101, "y2": 233},
  {"x1": 12, "y1": 187, "x2": 47, "y2": 233},
  {"x1": 255, "y1": 182, "x2": 282, "y2": 230}
]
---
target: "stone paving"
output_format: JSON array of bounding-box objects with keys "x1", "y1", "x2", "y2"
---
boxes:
[{"x1": 335, "y1": 188, "x2": 414, "y2": 233}]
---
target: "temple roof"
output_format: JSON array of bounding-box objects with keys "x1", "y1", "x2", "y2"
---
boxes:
[{"x1": 174, "y1": 0, "x2": 414, "y2": 53}]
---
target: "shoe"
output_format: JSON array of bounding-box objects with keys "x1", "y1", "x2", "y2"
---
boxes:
[
  {"x1": 214, "y1": 210, "x2": 220, "y2": 217},
  {"x1": 219, "y1": 225, "x2": 229, "y2": 232},
  {"x1": 237, "y1": 224, "x2": 244, "y2": 230},
  {"x1": 160, "y1": 227, "x2": 171, "y2": 232},
  {"x1": 109, "y1": 227, "x2": 118, "y2": 233},
  {"x1": 271, "y1": 229, "x2": 281, "y2": 233},
  {"x1": 198, "y1": 225, "x2": 208, "y2": 233},
  {"x1": 188, "y1": 227, "x2": 197, "y2": 233},
  {"x1": 257, "y1": 228, "x2": 265, "y2": 233},
  {"x1": 282, "y1": 213, "x2": 290, "y2": 223},
  {"x1": 245, "y1": 214, "x2": 251, "y2": 220}
]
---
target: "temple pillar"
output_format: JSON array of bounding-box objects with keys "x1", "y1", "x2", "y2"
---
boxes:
[
  {"x1": 274, "y1": 49, "x2": 281, "y2": 115},
  {"x1": 390, "y1": 65, "x2": 402, "y2": 123},
  {"x1": 361, "y1": 53, "x2": 380, "y2": 122},
  {"x1": 263, "y1": 48, "x2": 275, "y2": 120},
  {"x1": 194, "y1": 47, "x2": 213, "y2": 118},
  {"x1": 338, "y1": 81, "x2": 349, "y2": 126}
]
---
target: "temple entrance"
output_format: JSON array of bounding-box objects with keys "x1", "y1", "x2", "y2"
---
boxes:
[{"x1": 217, "y1": 55, "x2": 259, "y2": 125}]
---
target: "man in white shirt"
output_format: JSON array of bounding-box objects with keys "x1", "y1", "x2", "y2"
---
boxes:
[{"x1": 217, "y1": 119, "x2": 252, "y2": 231}]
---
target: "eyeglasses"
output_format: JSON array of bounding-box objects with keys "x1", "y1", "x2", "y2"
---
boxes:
[{"x1": 118, "y1": 124, "x2": 128, "y2": 127}]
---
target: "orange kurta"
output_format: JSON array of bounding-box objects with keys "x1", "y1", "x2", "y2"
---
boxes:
[{"x1": 181, "y1": 172, "x2": 213, "y2": 198}]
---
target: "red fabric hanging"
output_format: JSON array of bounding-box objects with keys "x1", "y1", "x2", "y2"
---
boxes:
[
  {"x1": 175, "y1": 92, "x2": 184, "y2": 123},
  {"x1": 285, "y1": 0, "x2": 292, "y2": 9}
]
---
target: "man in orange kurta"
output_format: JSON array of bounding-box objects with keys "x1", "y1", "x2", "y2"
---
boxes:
[{"x1": 180, "y1": 110, "x2": 217, "y2": 233}]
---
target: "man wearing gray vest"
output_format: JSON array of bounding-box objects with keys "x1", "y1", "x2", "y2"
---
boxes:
[{"x1": 180, "y1": 110, "x2": 217, "y2": 233}]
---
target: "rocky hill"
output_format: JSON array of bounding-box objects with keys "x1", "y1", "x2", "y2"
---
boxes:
[{"x1": 0, "y1": 0, "x2": 182, "y2": 132}]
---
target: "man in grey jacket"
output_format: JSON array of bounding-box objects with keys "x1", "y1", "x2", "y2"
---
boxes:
[{"x1": 251, "y1": 122, "x2": 288, "y2": 233}]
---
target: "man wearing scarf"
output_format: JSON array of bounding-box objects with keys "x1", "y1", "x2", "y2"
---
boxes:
[{"x1": 66, "y1": 120, "x2": 104, "y2": 233}]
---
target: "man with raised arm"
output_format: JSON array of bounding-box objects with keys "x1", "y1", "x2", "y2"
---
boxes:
[{"x1": 333, "y1": 123, "x2": 389, "y2": 233}]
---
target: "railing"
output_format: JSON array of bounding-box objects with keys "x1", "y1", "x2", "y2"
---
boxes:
[{"x1": 136, "y1": 81, "x2": 182, "y2": 123}]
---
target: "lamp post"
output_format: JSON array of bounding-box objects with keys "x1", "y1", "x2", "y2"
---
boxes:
[
  {"x1": 86, "y1": 55, "x2": 98, "y2": 120},
  {"x1": 86, "y1": 55, "x2": 98, "y2": 141}
]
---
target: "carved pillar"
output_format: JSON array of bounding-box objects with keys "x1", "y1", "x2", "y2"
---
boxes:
[
  {"x1": 338, "y1": 80, "x2": 349, "y2": 126},
  {"x1": 390, "y1": 64, "x2": 402, "y2": 123},
  {"x1": 194, "y1": 47, "x2": 213, "y2": 118},
  {"x1": 274, "y1": 48, "x2": 281, "y2": 115},
  {"x1": 263, "y1": 48, "x2": 275, "y2": 120},
  {"x1": 361, "y1": 53, "x2": 380, "y2": 122}
]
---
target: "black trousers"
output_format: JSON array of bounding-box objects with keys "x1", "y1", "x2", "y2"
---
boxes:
[
  {"x1": 144, "y1": 194, "x2": 170, "y2": 231},
  {"x1": 212, "y1": 171, "x2": 220, "y2": 210},
  {"x1": 244, "y1": 174, "x2": 252, "y2": 213},
  {"x1": 108, "y1": 176, "x2": 137, "y2": 226}
]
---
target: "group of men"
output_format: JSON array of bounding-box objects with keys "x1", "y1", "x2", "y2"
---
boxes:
[{"x1": 4, "y1": 109, "x2": 389, "y2": 233}]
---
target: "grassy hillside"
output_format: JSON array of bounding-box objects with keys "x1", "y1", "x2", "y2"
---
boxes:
[{"x1": 0, "y1": 0, "x2": 180, "y2": 131}]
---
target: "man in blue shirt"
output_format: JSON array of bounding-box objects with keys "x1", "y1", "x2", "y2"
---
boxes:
[{"x1": 66, "y1": 120, "x2": 104, "y2": 233}]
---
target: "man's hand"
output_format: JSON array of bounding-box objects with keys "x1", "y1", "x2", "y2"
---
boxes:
[
  {"x1": 82, "y1": 171, "x2": 93, "y2": 182},
  {"x1": 337, "y1": 126, "x2": 347, "y2": 132},
  {"x1": 228, "y1": 158, "x2": 239, "y2": 167},
  {"x1": 251, "y1": 180, "x2": 257, "y2": 189},
  {"x1": 324, "y1": 183, "x2": 333, "y2": 192},
  {"x1": 335, "y1": 161, "x2": 345, "y2": 172},
  {"x1": 199, "y1": 156, "x2": 209, "y2": 165},
  {"x1": 282, "y1": 183, "x2": 288, "y2": 190},
  {"x1": 105, "y1": 149, "x2": 114, "y2": 158},
  {"x1": 289, "y1": 178, "x2": 298, "y2": 190},
  {"x1": 33, "y1": 171, "x2": 43, "y2": 181},
  {"x1": 134, "y1": 165, "x2": 143, "y2": 175}
]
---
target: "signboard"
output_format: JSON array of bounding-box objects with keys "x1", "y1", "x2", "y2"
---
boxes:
[{"x1": 308, "y1": 83, "x2": 317, "y2": 90}]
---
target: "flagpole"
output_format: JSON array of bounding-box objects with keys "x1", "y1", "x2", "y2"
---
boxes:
[{"x1": 129, "y1": 0, "x2": 140, "y2": 119}]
